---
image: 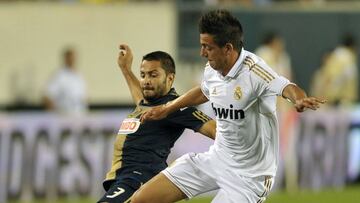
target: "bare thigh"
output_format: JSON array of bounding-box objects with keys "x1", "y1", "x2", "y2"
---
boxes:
[{"x1": 131, "y1": 173, "x2": 187, "y2": 203}]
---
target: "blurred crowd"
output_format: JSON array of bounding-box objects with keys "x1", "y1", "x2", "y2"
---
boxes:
[
  {"x1": 12, "y1": 32, "x2": 359, "y2": 116},
  {"x1": 311, "y1": 34, "x2": 358, "y2": 107},
  {"x1": 253, "y1": 32, "x2": 358, "y2": 109},
  {"x1": 43, "y1": 47, "x2": 88, "y2": 115},
  {"x1": 1, "y1": 0, "x2": 358, "y2": 115}
]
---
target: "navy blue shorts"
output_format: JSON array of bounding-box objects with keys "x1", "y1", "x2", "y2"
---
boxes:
[
  {"x1": 97, "y1": 177, "x2": 141, "y2": 203},
  {"x1": 98, "y1": 167, "x2": 160, "y2": 203}
]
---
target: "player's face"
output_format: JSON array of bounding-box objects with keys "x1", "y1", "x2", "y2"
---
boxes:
[
  {"x1": 200, "y1": 33, "x2": 229, "y2": 74},
  {"x1": 140, "y1": 60, "x2": 172, "y2": 101}
]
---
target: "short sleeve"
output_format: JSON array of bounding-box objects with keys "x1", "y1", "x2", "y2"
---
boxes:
[
  {"x1": 267, "y1": 75, "x2": 290, "y2": 96},
  {"x1": 200, "y1": 80, "x2": 210, "y2": 99},
  {"x1": 250, "y1": 62, "x2": 290, "y2": 97},
  {"x1": 166, "y1": 107, "x2": 212, "y2": 132},
  {"x1": 200, "y1": 66, "x2": 212, "y2": 99}
]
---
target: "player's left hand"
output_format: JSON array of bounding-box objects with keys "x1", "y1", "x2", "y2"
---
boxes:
[
  {"x1": 294, "y1": 97, "x2": 326, "y2": 112},
  {"x1": 118, "y1": 44, "x2": 133, "y2": 71}
]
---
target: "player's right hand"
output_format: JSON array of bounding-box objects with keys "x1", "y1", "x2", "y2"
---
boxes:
[
  {"x1": 118, "y1": 44, "x2": 133, "y2": 71},
  {"x1": 140, "y1": 105, "x2": 169, "y2": 123}
]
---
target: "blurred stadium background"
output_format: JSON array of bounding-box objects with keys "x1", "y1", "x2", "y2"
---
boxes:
[{"x1": 1, "y1": 0, "x2": 360, "y2": 202}]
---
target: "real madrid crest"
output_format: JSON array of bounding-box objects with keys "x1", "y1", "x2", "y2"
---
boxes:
[{"x1": 234, "y1": 86, "x2": 242, "y2": 100}]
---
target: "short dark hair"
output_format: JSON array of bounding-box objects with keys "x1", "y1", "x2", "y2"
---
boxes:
[
  {"x1": 63, "y1": 47, "x2": 75, "y2": 58},
  {"x1": 199, "y1": 9, "x2": 243, "y2": 52},
  {"x1": 142, "y1": 51, "x2": 175, "y2": 74},
  {"x1": 262, "y1": 32, "x2": 279, "y2": 45},
  {"x1": 342, "y1": 33, "x2": 356, "y2": 47}
]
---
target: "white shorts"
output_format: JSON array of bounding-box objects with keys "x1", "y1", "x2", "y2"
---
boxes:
[{"x1": 162, "y1": 147, "x2": 274, "y2": 203}]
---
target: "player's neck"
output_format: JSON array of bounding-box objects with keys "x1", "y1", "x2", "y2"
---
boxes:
[{"x1": 220, "y1": 51, "x2": 240, "y2": 76}]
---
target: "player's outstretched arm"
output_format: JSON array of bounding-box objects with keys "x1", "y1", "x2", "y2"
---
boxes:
[
  {"x1": 141, "y1": 86, "x2": 208, "y2": 122},
  {"x1": 282, "y1": 83, "x2": 326, "y2": 112},
  {"x1": 118, "y1": 44, "x2": 144, "y2": 105}
]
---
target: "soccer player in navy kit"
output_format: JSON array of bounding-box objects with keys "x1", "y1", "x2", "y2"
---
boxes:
[{"x1": 97, "y1": 45, "x2": 216, "y2": 203}]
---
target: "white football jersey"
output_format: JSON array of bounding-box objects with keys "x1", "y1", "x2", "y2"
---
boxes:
[{"x1": 201, "y1": 48, "x2": 290, "y2": 177}]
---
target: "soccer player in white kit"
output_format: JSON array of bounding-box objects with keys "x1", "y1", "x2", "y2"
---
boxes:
[{"x1": 131, "y1": 9, "x2": 325, "y2": 203}]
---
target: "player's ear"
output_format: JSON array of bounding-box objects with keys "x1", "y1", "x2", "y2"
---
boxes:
[
  {"x1": 167, "y1": 73, "x2": 175, "y2": 86},
  {"x1": 224, "y1": 43, "x2": 234, "y2": 55}
]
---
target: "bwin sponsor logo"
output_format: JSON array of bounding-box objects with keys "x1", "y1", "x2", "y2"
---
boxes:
[{"x1": 211, "y1": 103, "x2": 245, "y2": 119}]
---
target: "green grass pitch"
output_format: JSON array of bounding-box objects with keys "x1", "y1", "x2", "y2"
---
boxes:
[{"x1": 9, "y1": 184, "x2": 360, "y2": 203}]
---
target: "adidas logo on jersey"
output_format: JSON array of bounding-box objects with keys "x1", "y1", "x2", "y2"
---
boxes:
[
  {"x1": 211, "y1": 103, "x2": 245, "y2": 119},
  {"x1": 212, "y1": 87, "x2": 217, "y2": 95}
]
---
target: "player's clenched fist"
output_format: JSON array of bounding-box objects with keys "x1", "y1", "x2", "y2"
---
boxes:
[{"x1": 118, "y1": 44, "x2": 133, "y2": 72}]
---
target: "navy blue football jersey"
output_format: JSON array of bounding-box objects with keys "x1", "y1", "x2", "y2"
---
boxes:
[{"x1": 103, "y1": 88, "x2": 211, "y2": 190}]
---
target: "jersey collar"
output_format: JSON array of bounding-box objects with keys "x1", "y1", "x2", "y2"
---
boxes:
[
  {"x1": 140, "y1": 88, "x2": 178, "y2": 106},
  {"x1": 222, "y1": 48, "x2": 246, "y2": 80}
]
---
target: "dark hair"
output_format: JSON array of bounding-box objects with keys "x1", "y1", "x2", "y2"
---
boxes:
[
  {"x1": 342, "y1": 33, "x2": 356, "y2": 47},
  {"x1": 142, "y1": 51, "x2": 175, "y2": 74},
  {"x1": 199, "y1": 9, "x2": 243, "y2": 52},
  {"x1": 63, "y1": 47, "x2": 75, "y2": 58},
  {"x1": 262, "y1": 32, "x2": 279, "y2": 45}
]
